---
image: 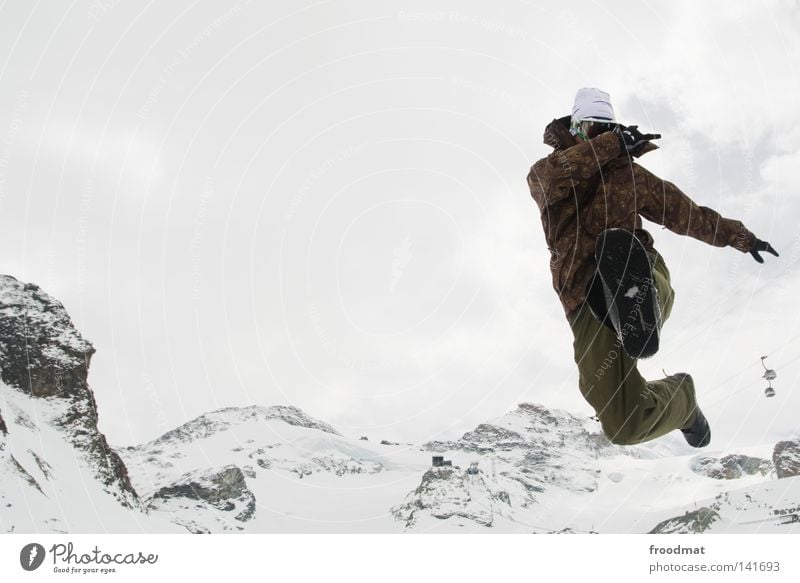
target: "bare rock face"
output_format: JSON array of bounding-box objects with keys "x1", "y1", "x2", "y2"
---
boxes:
[
  {"x1": 691, "y1": 454, "x2": 772, "y2": 480},
  {"x1": 649, "y1": 507, "x2": 720, "y2": 534},
  {"x1": 773, "y1": 440, "x2": 800, "y2": 479},
  {"x1": 0, "y1": 277, "x2": 93, "y2": 398},
  {"x1": 392, "y1": 466, "x2": 497, "y2": 528},
  {"x1": 147, "y1": 465, "x2": 256, "y2": 532},
  {"x1": 425, "y1": 402, "x2": 602, "y2": 494},
  {"x1": 394, "y1": 402, "x2": 608, "y2": 529},
  {"x1": 460, "y1": 424, "x2": 528, "y2": 453},
  {"x1": 0, "y1": 275, "x2": 140, "y2": 509}
]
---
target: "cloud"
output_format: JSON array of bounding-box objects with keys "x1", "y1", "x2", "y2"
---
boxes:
[
  {"x1": 3, "y1": 0, "x2": 798, "y2": 449},
  {"x1": 31, "y1": 117, "x2": 164, "y2": 186}
]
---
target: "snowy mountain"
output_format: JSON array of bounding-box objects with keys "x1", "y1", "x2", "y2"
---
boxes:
[
  {"x1": 0, "y1": 275, "x2": 181, "y2": 533},
  {"x1": 117, "y1": 404, "x2": 395, "y2": 533},
  {"x1": 1, "y1": 273, "x2": 799, "y2": 534}
]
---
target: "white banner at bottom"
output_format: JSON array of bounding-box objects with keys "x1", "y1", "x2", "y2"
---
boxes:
[{"x1": 1, "y1": 533, "x2": 798, "y2": 582}]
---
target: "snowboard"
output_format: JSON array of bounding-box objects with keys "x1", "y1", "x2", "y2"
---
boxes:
[{"x1": 594, "y1": 228, "x2": 661, "y2": 359}]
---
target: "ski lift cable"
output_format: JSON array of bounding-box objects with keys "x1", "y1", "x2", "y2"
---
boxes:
[
  {"x1": 648, "y1": 260, "x2": 799, "y2": 371},
  {"x1": 702, "y1": 327, "x2": 800, "y2": 390},
  {"x1": 706, "y1": 349, "x2": 800, "y2": 408},
  {"x1": 688, "y1": 330, "x2": 800, "y2": 399},
  {"x1": 616, "y1": 279, "x2": 800, "y2": 398},
  {"x1": 657, "y1": 273, "x2": 788, "y2": 353}
]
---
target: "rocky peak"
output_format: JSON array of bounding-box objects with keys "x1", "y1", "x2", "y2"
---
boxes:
[
  {"x1": 393, "y1": 465, "x2": 499, "y2": 528},
  {"x1": 0, "y1": 275, "x2": 94, "y2": 398},
  {"x1": 393, "y1": 402, "x2": 607, "y2": 530},
  {"x1": 0, "y1": 274, "x2": 140, "y2": 510},
  {"x1": 261, "y1": 404, "x2": 341, "y2": 435},
  {"x1": 141, "y1": 404, "x2": 341, "y2": 448},
  {"x1": 773, "y1": 439, "x2": 800, "y2": 479},
  {"x1": 425, "y1": 401, "x2": 600, "y2": 457},
  {"x1": 691, "y1": 454, "x2": 773, "y2": 480}
]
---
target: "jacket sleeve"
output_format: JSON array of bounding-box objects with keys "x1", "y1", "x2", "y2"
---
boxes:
[{"x1": 637, "y1": 168, "x2": 756, "y2": 253}]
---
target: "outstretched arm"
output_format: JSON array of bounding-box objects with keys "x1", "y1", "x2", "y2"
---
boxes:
[{"x1": 637, "y1": 169, "x2": 757, "y2": 253}]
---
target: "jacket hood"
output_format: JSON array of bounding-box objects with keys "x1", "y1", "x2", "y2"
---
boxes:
[
  {"x1": 543, "y1": 116, "x2": 578, "y2": 150},
  {"x1": 543, "y1": 115, "x2": 658, "y2": 158}
]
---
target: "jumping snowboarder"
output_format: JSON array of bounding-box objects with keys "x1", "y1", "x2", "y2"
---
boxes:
[{"x1": 527, "y1": 88, "x2": 778, "y2": 448}]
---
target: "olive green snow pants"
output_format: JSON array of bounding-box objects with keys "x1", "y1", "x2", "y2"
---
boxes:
[{"x1": 569, "y1": 250, "x2": 697, "y2": 445}]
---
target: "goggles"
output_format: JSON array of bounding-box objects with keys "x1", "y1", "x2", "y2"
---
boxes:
[{"x1": 571, "y1": 118, "x2": 617, "y2": 140}]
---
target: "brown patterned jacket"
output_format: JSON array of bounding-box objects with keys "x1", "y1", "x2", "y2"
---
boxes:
[{"x1": 527, "y1": 116, "x2": 756, "y2": 320}]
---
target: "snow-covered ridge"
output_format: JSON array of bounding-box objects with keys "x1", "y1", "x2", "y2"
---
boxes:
[
  {"x1": 129, "y1": 404, "x2": 341, "y2": 450},
  {"x1": 2, "y1": 273, "x2": 800, "y2": 533},
  {"x1": 426, "y1": 402, "x2": 604, "y2": 454}
]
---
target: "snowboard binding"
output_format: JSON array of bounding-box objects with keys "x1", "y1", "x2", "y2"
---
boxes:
[{"x1": 592, "y1": 229, "x2": 661, "y2": 359}]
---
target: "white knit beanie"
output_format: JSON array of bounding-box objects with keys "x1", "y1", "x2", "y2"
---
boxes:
[{"x1": 571, "y1": 87, "x2": 616, "y2": 123}]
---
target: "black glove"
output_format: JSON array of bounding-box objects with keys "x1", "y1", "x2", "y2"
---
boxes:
[
  {"x1": 750, "y1": 239, "x2": 779, "y2": 263},
  {"x1": 614, "y1": 124, "x2": 661, "y2": 155}
]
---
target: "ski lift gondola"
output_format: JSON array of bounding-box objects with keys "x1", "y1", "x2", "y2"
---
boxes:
[
  {"x1": 761, "y1": 356, "x2": 777, "y2": 398},
  {"x1": 761, "y1": 356, "x2": 776, "y2": 380}
]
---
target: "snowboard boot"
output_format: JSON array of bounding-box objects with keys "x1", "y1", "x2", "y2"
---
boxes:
[
  {"x1": 672, "y1": 373, "x2": 711, "y2": 448},
  {"x1": 585, "y1": 273, "x2": 615, "y2": 335},
  {"x1": 682, "y1": 408, "x2": 711, "y2": 448},
  {"x1": 595, "y1": 228, "x2": 661, "y2": 359}
]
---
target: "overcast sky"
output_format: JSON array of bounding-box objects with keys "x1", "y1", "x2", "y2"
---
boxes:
[{"x1": 0, "y1": 0, "x2": 798, "y2": 450}]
